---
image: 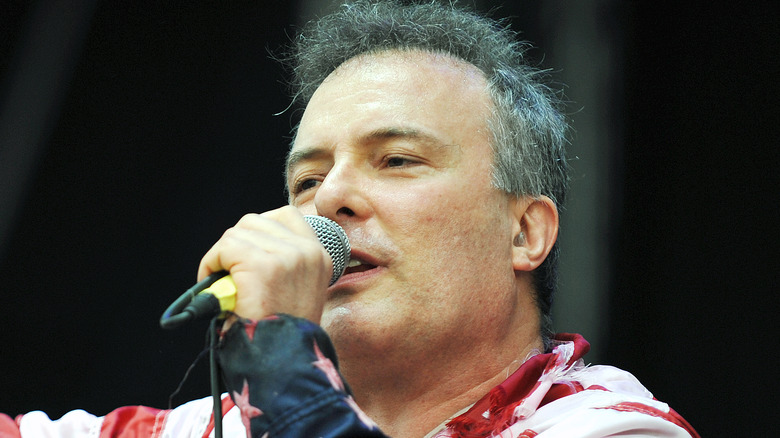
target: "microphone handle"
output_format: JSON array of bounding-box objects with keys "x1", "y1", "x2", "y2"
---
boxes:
[{"x1": 160, "y1": 271, "x2": 229, "y2": 329}]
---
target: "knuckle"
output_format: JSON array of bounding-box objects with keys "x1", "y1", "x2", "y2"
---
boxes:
[
  {"x1": 277, "y1": 205, "x2": 299, "y2": 217},
  {"x1": 220, "y1": 226, "x2": 242, "y2": 242},
  {"x1": 236, "y1": 213, "x2": 258, "y2": 226}
]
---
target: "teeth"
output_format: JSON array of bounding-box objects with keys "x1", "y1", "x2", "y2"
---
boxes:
[{"x1": 347, "y1": 259, "x2": 362, "y2": 268}]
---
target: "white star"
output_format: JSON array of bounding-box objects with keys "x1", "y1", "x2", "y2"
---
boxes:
[
  {"x1": 232, "y1": 379, "x2": 263, "y2": 438},
  {"x1": 345, "y1": 395, "x2": 378, "y2": 429},
  {"x1": 312, "y1": 340, "x2": 346, "y2": 392}
]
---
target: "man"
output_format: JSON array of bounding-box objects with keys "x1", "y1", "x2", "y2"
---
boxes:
[{"x1": 2, "y1": 1, "x2": 698, "y2": 437}]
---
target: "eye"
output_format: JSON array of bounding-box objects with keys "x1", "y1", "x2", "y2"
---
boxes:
[
  {"x1": 294, "y1": 178, "x2": 321, "y2": 194},
  {"x1": 385, "y1": 156, "x2": 415, "y2": 168},
  {"x1": 387, "y1": 157, "x2": 406, "y2": 167}
]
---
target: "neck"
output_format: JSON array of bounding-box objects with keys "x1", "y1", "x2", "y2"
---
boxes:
[{"x1": 342, "y1": 324, "x2": 543, "y2": 437}]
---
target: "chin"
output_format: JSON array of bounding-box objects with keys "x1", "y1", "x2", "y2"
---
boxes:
[{"x1": 322, "y1": 303, "x2": 387, "y2": 346}]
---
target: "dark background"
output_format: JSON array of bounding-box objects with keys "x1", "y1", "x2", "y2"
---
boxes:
[{"x1": 1, "y1": 1, "x2": 777, "y2": 436}]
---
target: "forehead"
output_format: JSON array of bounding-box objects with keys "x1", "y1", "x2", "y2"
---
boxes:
[
  {"x1": 288, "y1": 50, "x2": 492, "y2": 165},
  {"x1": 294, "y1": 51, "x2": 492, "y2": 139}
]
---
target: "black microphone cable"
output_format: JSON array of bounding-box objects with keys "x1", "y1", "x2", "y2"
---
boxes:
[
  {"x1": 208, "y1": 315, "x2": 223, "y2": 438},
  {"x1": 161, "y1": 272, "x2": 228, "y2": 438}
]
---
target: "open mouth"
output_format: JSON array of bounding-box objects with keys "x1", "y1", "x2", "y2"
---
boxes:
[{"x1": 343, "y1": 258, "x2": 377, "y2": 275}]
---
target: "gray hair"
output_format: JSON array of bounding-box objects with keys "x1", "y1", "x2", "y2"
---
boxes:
[{"x1": 283, "y1": 0, "x2": 569, "y2": 348}]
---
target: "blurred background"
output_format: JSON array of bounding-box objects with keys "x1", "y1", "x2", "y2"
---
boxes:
[{"x1": 1, "y1": 1, "x2": 776, "y2": 435}]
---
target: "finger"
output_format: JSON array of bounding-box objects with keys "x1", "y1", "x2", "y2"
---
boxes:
[
  {"x1": 197, "y1": 209, "x2": 308, "y2": 280},
  {"x1": 197, "y1": 209, "x2": 333, "y2": 287},
  {"x1": 196, "y1": 221, "x2": 306, "y2": 281}
]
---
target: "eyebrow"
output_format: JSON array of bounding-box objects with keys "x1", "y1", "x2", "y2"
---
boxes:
[{"x1": 285, "y1": 147, "x2": 328, "y2": 178}]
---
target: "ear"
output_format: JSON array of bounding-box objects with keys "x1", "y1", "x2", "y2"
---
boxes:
[{"x1": 510, "y1": 196, "x2": 559, "y2": 272}]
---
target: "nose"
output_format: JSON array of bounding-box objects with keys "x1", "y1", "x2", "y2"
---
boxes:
[{"x1": 314, "y1": 161, "x2": 371, "y2": 221}]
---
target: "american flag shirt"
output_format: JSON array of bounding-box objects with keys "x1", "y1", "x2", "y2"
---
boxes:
[{"x1": 2, "y1": 315, "x2": 698, "y2": 437}]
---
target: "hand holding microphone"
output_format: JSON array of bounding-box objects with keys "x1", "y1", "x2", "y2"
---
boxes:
[{"x1": 161, "y1": 208, "x2": 350, "y2": 329}]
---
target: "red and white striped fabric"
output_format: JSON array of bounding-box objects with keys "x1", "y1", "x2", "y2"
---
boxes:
[
  {"x1": 1, "y1": 331, "x2": 698, "y2": 437},
  {"x1": 1, "y1": 395, "x2": 243, "y2": 438},
  {"x1": 433, "y1": 334, "x2": 699, "y2": 437}
]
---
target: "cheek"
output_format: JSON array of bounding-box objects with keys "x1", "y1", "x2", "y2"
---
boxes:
[
  {"x1": 373, "y1": 182, "x2": 457, "y2": 234},
  {"x1": 376, "y1": 179, "x2": 510, "y2": 264}
]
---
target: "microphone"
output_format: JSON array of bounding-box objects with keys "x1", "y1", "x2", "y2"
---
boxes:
[{"x1": 160, "y1": 215, "x2": 350, "y2": 329}]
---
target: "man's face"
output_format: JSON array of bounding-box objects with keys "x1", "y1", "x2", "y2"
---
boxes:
[{"x1": 287, "y1": 51, "x2": 522, "y2": 366}]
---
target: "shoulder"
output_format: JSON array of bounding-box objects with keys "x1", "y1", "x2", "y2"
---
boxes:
[{"x1": 513, "y1": 365, "x2": 699, "y2": 437}]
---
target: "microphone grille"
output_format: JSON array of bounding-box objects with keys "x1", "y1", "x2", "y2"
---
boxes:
[{"x1": 304, "y1": 215, "x2": 351, "y2": 286}]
